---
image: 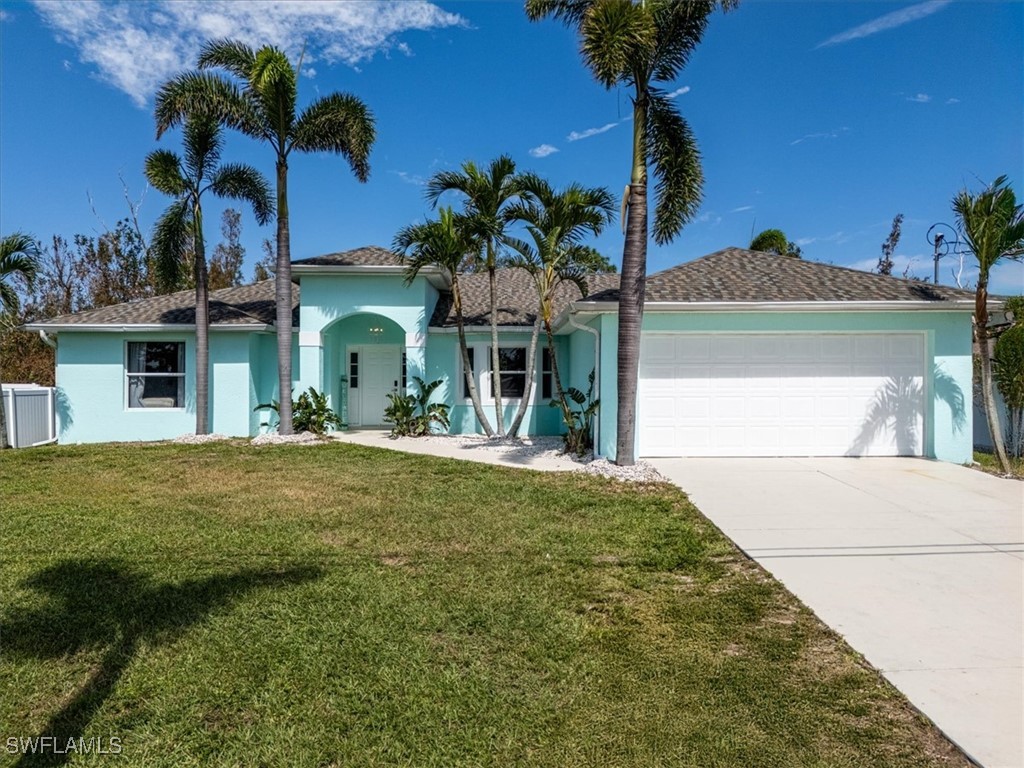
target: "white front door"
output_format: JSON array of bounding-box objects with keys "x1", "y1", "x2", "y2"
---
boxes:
[
  {"x1": 354, "y1": 345, "x2": 400, "y2": 427},
  {"x1": 637, "y1": 332, "x2": 926, "y2": 457}
]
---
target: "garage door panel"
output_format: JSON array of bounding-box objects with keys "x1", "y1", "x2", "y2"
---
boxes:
[{"x1": 639, "y1": 333, "x2": 925, "y2": 457}]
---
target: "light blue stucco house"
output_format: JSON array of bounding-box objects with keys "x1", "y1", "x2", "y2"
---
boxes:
[{"x1": 27, "y1": 246, "x2": 980, "y2": 463}]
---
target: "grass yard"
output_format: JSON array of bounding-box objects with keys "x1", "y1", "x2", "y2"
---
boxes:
[
  {"x1": 1, "y1": 442, "x2": 968, "y2": 767},
  {"x1": 973, "y1": 449, "x2": 1024, "y2": 478}
]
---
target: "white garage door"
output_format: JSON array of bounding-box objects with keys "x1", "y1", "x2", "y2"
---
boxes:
[{"x1": 638, "y1": 333, "x2": 926, "y2": 457}]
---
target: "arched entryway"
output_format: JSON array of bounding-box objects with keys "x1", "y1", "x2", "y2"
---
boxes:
[{"x1": 322, "y1": 313, "x2": 406, "y2": 427}]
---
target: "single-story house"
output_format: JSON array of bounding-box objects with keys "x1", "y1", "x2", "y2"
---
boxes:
[{"x1": 26, "y1": 246, "x2": 979, "y2": 463}]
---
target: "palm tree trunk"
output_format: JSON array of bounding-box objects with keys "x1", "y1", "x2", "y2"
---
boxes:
[
  {"x1": 976, "y1": 283, "x2": 1011, "y2": 472},
  {"x1": 453, "y1": 275, "x2": 494, "y2": 436},
  {"x1": 275, "y1": 158, "x2": 294, "y2": 435},
  {"x1": 488, "y1": 255, "x2": 505, "y2": 436},
  {"x1": 615, "y1": 94, "x2": 649, "y2": 466},
  {"x1": 193, "y1": 206, "x2": 210, "y2": 435},
  {"x1": 545, "y1": 317, "x2": 570, "y2": 420},
  {"x1": 509, "y1": 315, "x2": 542, "y2": 437}
]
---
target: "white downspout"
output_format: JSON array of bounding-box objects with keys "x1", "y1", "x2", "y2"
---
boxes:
[
  {"x1": 38, "y1": 330, "x2": 57, "y2": 349},
  {"x1": 567, "y1": 312, "x2": 601, "y2": 457}
]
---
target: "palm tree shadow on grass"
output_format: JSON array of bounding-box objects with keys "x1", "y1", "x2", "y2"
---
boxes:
[
  {"x1": 2, "y1": 558, "x2": 322, "y2": 767},
  {"x1": 847, "y1": 366, "x2": 966, "y2": 456}
]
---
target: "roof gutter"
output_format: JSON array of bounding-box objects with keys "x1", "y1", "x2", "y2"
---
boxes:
[
  {"x1": 570, "y1": 299, "x2": 982, "y2": 314},
  {"x1": 21, "y1": 323, "x2": 275, "y2": 333}
]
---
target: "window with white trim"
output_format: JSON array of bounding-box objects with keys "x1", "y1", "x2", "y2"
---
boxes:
[
  {"x1": 541, "y1": 347, "x2": 553, "y2": 400},
  {"x1": 126, "y1": 341, "x2": 184, "y2": 409},
  {"x1": 349, "y1": 351, "x2": 359, "y2": 388},
  {"x1": 492, "y1": 346, "x2": 527, "y2": 399}
]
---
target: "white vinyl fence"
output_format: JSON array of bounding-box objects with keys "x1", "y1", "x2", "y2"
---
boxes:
[{"x1": 2, "y1": 384, "x2": 57, "y2": 448}]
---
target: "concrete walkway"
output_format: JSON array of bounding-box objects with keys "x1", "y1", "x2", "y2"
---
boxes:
[
  {"x1": 651, "y1": 457, "x2": 1023, "y2": 768},
  {"x1": 331, "y1": 430, "x2": 583, "y2": 472}
]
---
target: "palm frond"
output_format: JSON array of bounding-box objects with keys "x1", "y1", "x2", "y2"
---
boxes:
[
  {"x1": 649, "y1": 0, "x2": 715, "y2": 83},
  {"x1": 292, "y1": 93, "x2": 376, "y2": 182},
  {"x1": 251, "y1": 46, "x2": 297, "y2": 140},
  {"x1": 393, "y1": 208, "x2": 477, "y2": 283},
  {"x1": 0, "y1": 233, "x2": 41, "y2": 312},
  {"x1": 954, "y1": 175, "x2": 1024, "y2": 278},
  {"x1": 647, "y1": 91, "x2": 702, "y2": 244},
  {"x1": 198, "y1": 38, "x2": 258, "y2": 79},
  {"x1": 144, "y1": 150, "x2": 188, "y2": 197},
  {"x1": 208, "y1": 164, "x2": 275, "y2": 225},
  {"x1": 580, "y1": 0, "x2": 655, "y2": 88},
  {"x1": 525, "y1": 0, "x2": 593, "y2": 26},
  {"x1": 150, "y1": 199, "x2": 193, "y2": 290},
  {"x1": 183, "y1": 116, "x2": 223, "y2": 182},
  {"x1": 154, "y1": 71, "x2": 263, "y2": 140}
]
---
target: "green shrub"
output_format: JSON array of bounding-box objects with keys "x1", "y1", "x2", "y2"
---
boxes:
[
  {"x1": 383, "y1": 377, "x2": 450, "y2": 437},
  {"x1": 551, "y1": 369, "x2": 599, "y2": 457},
  {"x1": 256, "y1": 387, "x2": 342, "y2": 436},
  {"x1": 994, "y1": 309, "x2": 1024, "y2": 457}
]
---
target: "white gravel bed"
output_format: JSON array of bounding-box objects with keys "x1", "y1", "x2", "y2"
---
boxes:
[
  {"x1": 172, "y1": 433, "x2": 231, "y2": 444},
  {"x1": 250, "y1": 431, "x2": 323, "y2": 446},
  {"x1": 393, "y1": 433, "x2": 666, "y2": 482}
]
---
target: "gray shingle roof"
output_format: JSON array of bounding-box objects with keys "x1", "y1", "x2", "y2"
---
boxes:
[
  {"x1": 584, "y1": 247, "x2": 977, "y2": 304},
  {"x1": 291, "y1": 245, "x2": 403, "y2": 268},
  {"x1": 31, "y1": 280, "x2": 297, "y2": 327},
  {"x1": 429, "y1": 268, "x2": 620, "y2": 327}
]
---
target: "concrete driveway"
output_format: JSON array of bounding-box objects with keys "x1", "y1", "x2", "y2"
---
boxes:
[{"x1": 651, "y1": 457, "x2": 1023, "y2": 768}]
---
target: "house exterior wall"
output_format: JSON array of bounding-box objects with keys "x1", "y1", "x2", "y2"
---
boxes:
[
  {"x1": 55, "y1": 331, "x2": 198, "y2": 443},
  {"x1": 590, "y1": 310, "x2": 974, "y2": 464},
  {"x1": 425, "y1": 330, "x2": 566, "y2": 436}
]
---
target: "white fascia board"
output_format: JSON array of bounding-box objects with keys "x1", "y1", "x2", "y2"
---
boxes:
[
  {"x1": 570, "y1": 300, "x2": 979, "y2": 313},
  {"x1": 22, "y1": 323, "x2": 274, "y2": 333},
  {"x1": 425, "y1": 325, "x2": 536, "y2": 335}
]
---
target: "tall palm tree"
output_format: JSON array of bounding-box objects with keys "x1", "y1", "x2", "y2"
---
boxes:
[
  {"x1": 145, "y1": 116, "x2": 273, "y2": 435},
  {"x1": 1, "y1": 232, "x2": 41, "y2": 450},
  {"x1": 155, "y1": 40, "x2": 375, "y2": 434},
  {"x1": 953, "y1": 175, "x2": 1024, "y2": 474},
  {"x1": 426, "y1": 156, "x2": 529, "y2": 436},
  {"x1": 393, "y1": 209, "x2": 495, "y2": 435},
  {"x1": 504, "y1": 177, "x2": 614, "y2": 437},
  {"x1": 526, "y1": 0, "x2": 736, "y2": 464}
]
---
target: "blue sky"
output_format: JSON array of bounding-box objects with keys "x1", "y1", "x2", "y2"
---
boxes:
[{"x1": 1, "y1": 0, "x2": 1022, "y2": 294}]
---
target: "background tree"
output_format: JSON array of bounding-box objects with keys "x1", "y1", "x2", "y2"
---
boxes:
[
  {"x1": 156, "y1": 39, "x2": 375, "y2": 434},
  {"x1": 505, "y1": 177, "x2": 614, "y2": 438},
  {"x1": 953, "y1": 176, "x2": 1024, "y2": 474},
  {"x1": 145, "y1": 116, "x2": 273, "y2": 435},
  {"x1": 394, "y1": 209, "x2": 494, "y2": 435},
  {"x1": 1, "y1": 233, "x2": 41, "y2": 449},
  {"x1": 993, "y1": 296, "x2": 1024, "y2": 459},
  {"x1": 876, "y1": 213, "x2": 904, "y2": 276},
  {"x1": 527, "y1": 0, "x2": 736, "y2": 465},
  {"x1": 208, "y1": 209, "x2": 247, "y2": 290},
  {"x1": 750, "y1": 228, "x2": 801, "y2": 258},
  {"x1": 426, "y1": 156, "x2": 528, "y2": 437},
  {"x1": 252, "y1": 238, "x2": 276, "y2": 283}
]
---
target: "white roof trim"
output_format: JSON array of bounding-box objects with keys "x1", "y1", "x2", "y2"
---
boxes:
[
  {"x1": 427, "y1": 325, "x2": 537, "y2": 334},
  {"x1": 571, "y1": 299, "x2": 978, "y2": 313},
  {"x1": 22, "y1": 323, "x2": 274, "y2": 333}
]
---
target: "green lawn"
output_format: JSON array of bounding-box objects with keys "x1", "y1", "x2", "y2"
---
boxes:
[
  {"x1": 973, "y1": 449, "x2": 1024, "y2": 478},
  {"x1": 1, "y1": 442, "x2": 967, "y2": 767}
]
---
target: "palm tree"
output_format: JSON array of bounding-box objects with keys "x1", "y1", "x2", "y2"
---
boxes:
[
  {"x1": 504, "y1": 177, "x2": 614, "y2": 437},
  {"x1": 155, "y1": 40, "x2": 375, "y2": 434},
  {"x1": 953, "y1": 175, "x2": 1024, "y2": 475},
  {"x1": 1, "y1": 232, "x2": 41, "y2": 449},
  {"x1": 526, "y1": 0, "x2": 736, "y2": 465},
  {"x1": 393, "y1": 209, "x2": 495, "y2": 435},
  {"x1": 425, "y1": 156, "x2": 529, "y2": 436},
  {"x1": 145, "y1": 116, "x2": 273, "y2": 435}
]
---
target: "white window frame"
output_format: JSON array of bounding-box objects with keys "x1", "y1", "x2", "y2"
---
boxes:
[
  {"x1": 459, "y1": 343, "x2": 543, "y2": 403},
  {"x1": 124, "y1": 340, "x2": 186, "y2": 411}
]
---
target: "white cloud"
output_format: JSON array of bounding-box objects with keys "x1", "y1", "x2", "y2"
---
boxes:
[
  {"x1": 730, "y1": 205, "x2": 753, "y2": 213},
  {"x1": 906, "y1": 92, "x2": 931, "y2": 103},
  {"x1": 528, "y1": 144, "x2": 559, "y2": 159},
  {"x1": 567, "y1": 122, "x2": 618, "y2": 142},
  {"x1": 946, "y1": 97, "x2": 960, "y2": 104},
  {"x1": 696, "y1": 211, "x2": 721, "y2": 226},
  {"x1": 0, "y1": 10, "x2": 10, "y2": 22},
  {"x1": 790, "y1": 126, "x2": 849, "y2": 146},
  {"x1": 390, "y1": 170, "x2": 425, "y2": 186},
  {"x1": 301, "y1": 67, "x2": 317, "y2": 79},
  {"x1": 62, "y1": 59, "x2": 72, "y2": 70},
  {"x1": 816, "y1": 0, "x2": 952, "y2": 48},
  {"x1": 795, "y1": 237, "x2": 816, "y2": 247},
  {"x1": 666, "y1": 85, "x2": 690, "y2": 99},
  {"x1": 30, "y1": 0, "x2": 466, "y2": 107}
]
